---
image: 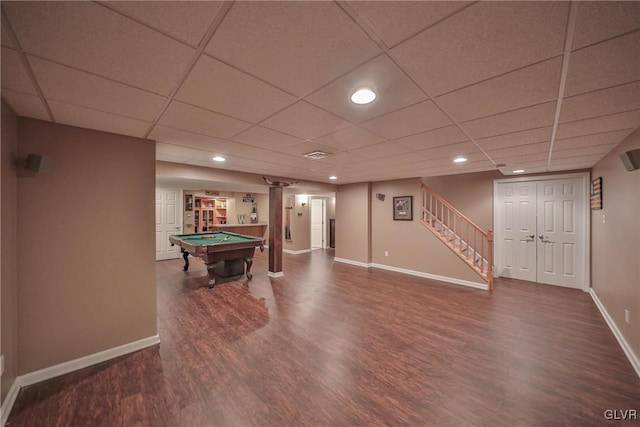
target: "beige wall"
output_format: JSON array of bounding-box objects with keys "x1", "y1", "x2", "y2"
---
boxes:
[
  {"x1": 423, "y1": 171, "x2": 502, "y2": 231},
  {"x1": 335, "y1": 183, "x2": 371, "y2": 264},
  {"x1": 1, "y1": 102, "x2": 19, "y2": 402},
  {"x1": 17, "y1": 118, "x2": 157, "y2": 374},
  {"x1": 371, "y1": 178, "x2": 484, "y2": 283},
  {"x1": 591, "y1": 128, "x2": 640, "y2": 359}
]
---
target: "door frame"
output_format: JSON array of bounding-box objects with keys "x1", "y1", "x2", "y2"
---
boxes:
[
  {"x1": 493, "y1": 172, "x2": 591, "y2": 291},
  {"x1": 310, "y1": 198, "x2": 327, "y2": 249},
  {"x1": 155, "y1": 187, "x2": 184, "y2": 261}
]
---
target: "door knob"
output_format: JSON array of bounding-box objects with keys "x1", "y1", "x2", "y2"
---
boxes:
[{"x1": 528, "y1": 234, "x2": 535, "y2": 239}]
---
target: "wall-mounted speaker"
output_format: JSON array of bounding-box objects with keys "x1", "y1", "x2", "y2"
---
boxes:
[
  {"x1": 620, "y1": 149, "x2": 640, "y2": 171},
  {"x1": 25, "y1": 154, "x2": 52, "y2": 173}
]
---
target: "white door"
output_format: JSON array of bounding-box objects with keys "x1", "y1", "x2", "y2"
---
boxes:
[
  {"x1": 311, "y1": 198, "x2": 325, "y2": 249},
  {"x1": 536, "y1": 178, "x2": 585, "y2": 288},
  {"x1": 495, "y1": 174, "x2": 589, "y2": 290},
  {"x1": 156, "y1": 188, "x2": 182, "y2": 261},
  {"x1": 497, "y1": 181, "x2": 537, "y2": 282}
]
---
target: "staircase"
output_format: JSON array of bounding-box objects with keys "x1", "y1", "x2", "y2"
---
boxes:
[{"x1": 420, "y1": 183, "x2": 494, "y2": 290}]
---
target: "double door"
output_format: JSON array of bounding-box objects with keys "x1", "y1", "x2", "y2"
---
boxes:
[{"x1": 495, "y1": 175, "x2": 588, "y2": 290}]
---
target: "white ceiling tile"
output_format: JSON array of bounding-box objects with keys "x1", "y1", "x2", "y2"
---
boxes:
[
  {"x1": 556, "y1": 110, "x2": 640, "y2": 139},
  {"x1": 105, "y1": 1, "x2": 223, "y2": 47},
  {"x1": 348, "y1": 141, "x2": 409, "y2": 160},
  {"x1": 232, "y1": 126, "x2": 304, "y2": 151},
  {"x1": 176, "y1": 55, "x2": 296, "y2": 123},
  {"x1": 414, "y1": 141, "x2": 481, "y2": 162},
  {"x1": 462, "y1": 102, "x2": 557, "y2": 139},
  {"x1": 29, "y1": 56, "x2": 166, "y2": 122},
  {"x1": 572, "y1": 2, "x2": 640, "y2": 49},
  {"x1": 564, "y1": 32, "x2": 640, "y2": 97},
  {"x1": 158, "y1": 101, "x2": 251, "y2": 139},
  {"x1": 361, "y1": 100, "x2": 452, "y2": 139},
  {"x1": 560, "y1": 81, "x2": 640, "y2": 123},
  {"x1": 394, "y1": 125, "x2": 468, "y2": 151},
  {"x1": 553, "y1": 144, "x2": 618, "y2": 160},
  {"x1": 391, "y1": 1, "x2": 568, "y2": 95},
  {"x1": 305, "y1": 54, "x2": 428, "y2": 123},
  {"x1": 1, "y1": 89, "x2": 49, "y2": 121},
  {"x1": 3, "y1": 1, "x2": 195, "y2": 94},
  {"x1": 205, "y1": 1, "x2": 381, "y2": 96},
  {"x1": 550, "y1": 154, "x2": 604, "y2": 166},
  {"x1": 155, "y1": 142, "x2": 211, "y2": 159},
  {"x1": 547, "y1": 163, "x2": 594, "y2": 172},
  {"x1": 347, "y1": 1, "x2": 471, "y2": 47},
  {"x1": 436, "y1": 58, "x2": 562, "y2": 122},
  {"x1": 149, "y1": 126, "x2": 229, "y2": 152},
  {"x1": 1, "y1": 47, "x2": 37, "y2": 95},
  {"x1": 260, "y1": 101, "x2": 351, "y2": 140},
  {"x1": 487, "y1": 142, "x2": 551, "y2": 162},
  {"x1": 278, "y1": 140, "x2": 338, "y2": 158},
  {"x1": 311, "y1": 126, "x2": 385, "y2": 152},
  {"x1": 48, "y1": 100, "x2": 150, "y2": 138},
  {"x1": 476, "y1": 127, "x2": 552, "y2": 151},
  {"x1": 554, "y1": 129, "x2": 635, "y2": 150}
]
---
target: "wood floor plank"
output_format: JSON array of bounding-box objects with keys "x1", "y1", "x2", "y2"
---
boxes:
[{"x1": 7, "y1": 249, "x2": 640, "y2": 426}]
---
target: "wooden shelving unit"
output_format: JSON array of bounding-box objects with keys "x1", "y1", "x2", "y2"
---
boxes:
[{"x1": 194, "y1": 197, "x2": 227, "y2": 232}]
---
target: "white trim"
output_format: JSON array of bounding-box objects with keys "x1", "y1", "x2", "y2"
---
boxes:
[
  {"x1": 17, "y1": 334, "x2": 160, "y2": 388},
  {"x1": 267, "y1": 271, "x2": 284, "y2": 278},
  {"x1": 590, "y1": 289, "x2": 640, "y2": 378},
  {"x1": 334, "y1": 257, "x2": 371, "y2": 268},
  {"x1": 371, "y1": 263, "x2": 488, "y2": 291},
  {"x1": 493, "y1": 172, "x2": 591, "y2": 291},
  {"x1": 0, "y1": 334, "x2": 160, "y2": 425},
  {"x1": 1, "y1": 379, "x2": 20, "y2": 427},
  {"x1": 283, "y1": 248, "x2": 312, "y2": 255}
]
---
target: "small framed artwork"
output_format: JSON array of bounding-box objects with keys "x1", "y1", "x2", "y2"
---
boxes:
[
  {"x1": 590, "y1": 177, "x2": 603, "y2": 210},
  {"x1": 393, "y1": 196, "x2": 413, "y2": 221}
]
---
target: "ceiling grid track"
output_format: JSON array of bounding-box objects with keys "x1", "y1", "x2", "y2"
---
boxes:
[
  {"x1": 1, "y1": 7, "x2": 55, "y2": 122},
  {"x1": 142, "y1": 1, "x2": 234, "y2": 139},
  {"x1": 338, "y1": 0, "x2": 499, "y2": 168},
  {"x1": 547, "y1": 1, "x2": 579, "y2": 170}
]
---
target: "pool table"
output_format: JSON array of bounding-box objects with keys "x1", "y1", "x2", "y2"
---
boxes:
[{"x1": 169, "y1": 231, "x2": 264, "y2": 288}]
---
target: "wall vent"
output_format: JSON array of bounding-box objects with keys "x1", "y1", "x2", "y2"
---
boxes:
[{"x1": 303, "y1": 151, "x2": 330, "y2": 160}]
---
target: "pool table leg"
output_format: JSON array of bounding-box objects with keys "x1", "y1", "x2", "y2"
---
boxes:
[
  {"x1": 182, "y1": 250, "x2": 189, "y2": 271},
  {"x1": 206, "y1": 264, "x2": 216, "y2": 288},
  {"x1": 245, "y1": 257, "x2": 253, "y2": 280}
]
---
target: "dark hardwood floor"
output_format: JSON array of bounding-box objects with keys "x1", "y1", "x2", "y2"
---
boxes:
[{"x1": 7, "y1": 249, "x2": 640, "y2": 426}]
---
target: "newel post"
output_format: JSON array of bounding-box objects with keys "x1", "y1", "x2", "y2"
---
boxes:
[{"x1": 487, "y1": 229, "x2": 494, "y2": 291}]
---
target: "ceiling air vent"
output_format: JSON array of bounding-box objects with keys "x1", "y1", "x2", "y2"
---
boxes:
[{"x1": 303, "y1": 150, "x2": 330, "y2": 160}]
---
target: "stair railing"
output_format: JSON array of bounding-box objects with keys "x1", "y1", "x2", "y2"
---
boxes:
[{"x1": 420, "y1": 183, "x2": 494, "y2": 290}]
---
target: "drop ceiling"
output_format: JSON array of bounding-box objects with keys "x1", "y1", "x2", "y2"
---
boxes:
[{"x1": 1, "y1": 1, "x2": 639, "y2": 185}]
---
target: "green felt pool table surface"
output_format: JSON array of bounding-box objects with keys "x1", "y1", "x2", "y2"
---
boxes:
[
  {"x1": 172, "y1": 231, "x2": 262, "y2": 246},
  {"x1": 169, "y1": 231, "x2": 264, "y2": 288}
]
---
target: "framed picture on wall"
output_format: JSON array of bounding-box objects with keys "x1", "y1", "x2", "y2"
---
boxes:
[{"x1": 393, "y1": 196, "x2": 413, "y2": 221}]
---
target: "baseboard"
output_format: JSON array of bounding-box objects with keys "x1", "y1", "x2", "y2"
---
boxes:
[
  {"x1": 371, "y1": 263, "x2": 488, "y2": 290},
  {"x1": 334, "y1": 257, "x2": 371, "y2": 268},
  {"x1": 283, "y1": 248, "x2": 312, "y2": 255},
  {"x1": 590, "y1": 289, "x2": 640, "y2": 378},
  {"x1": 1, "y1": 379, "x2": 20, "y2": 427},
  {"x1": 18, "y1": 334, "x2": 160, "y2": 388}
]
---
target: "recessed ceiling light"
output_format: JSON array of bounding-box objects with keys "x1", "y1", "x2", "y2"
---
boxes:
[
  {"x1": 329, "y1": 176, "x2": 338, "y2": 180},
  {"x1": 351, "y1": 88, "x2": 376, "y2": 105},
  {"x1": 513, "y1": 169, "x2": 525, "y2": 174},
  {"x1": 453, "y1": 157, "x2": 467, "y2": 163},
  {"x1": 212, "y1": 156, "x2": 226, "y2": 162}
]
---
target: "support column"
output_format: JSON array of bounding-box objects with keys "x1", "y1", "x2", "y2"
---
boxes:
[{"x1": 268, "y1": 185, "x2": 284, "y2": 277}]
